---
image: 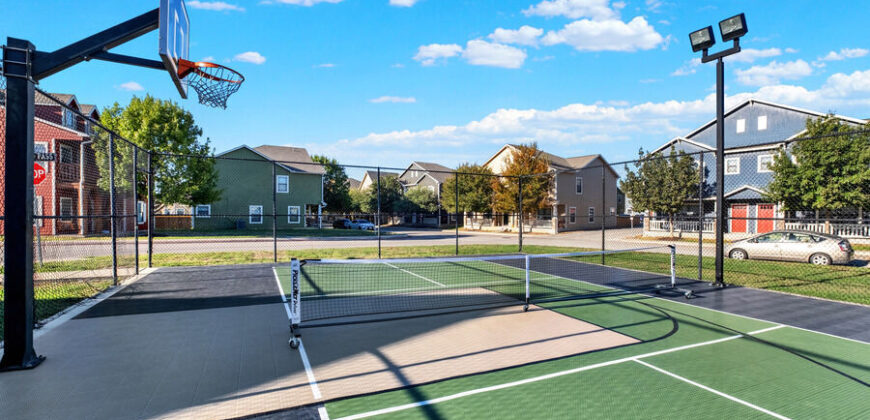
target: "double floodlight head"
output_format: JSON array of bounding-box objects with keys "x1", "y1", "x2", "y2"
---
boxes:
[{"x1": 689, "y1": 13, "x2": 748, "y2": 53}]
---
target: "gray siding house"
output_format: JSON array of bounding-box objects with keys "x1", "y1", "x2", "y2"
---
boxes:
[
  {"x1": 647, "y1": 99, "x2": 865, "y2": 236},
  {"x1": 398, "y1": 161, "x2": 453, "y2": 202}
]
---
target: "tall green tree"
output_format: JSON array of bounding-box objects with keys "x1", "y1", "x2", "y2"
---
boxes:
[
  {"x1": 492, "y1": 143, "x2": 553, "y2": 230},
  {"x1": 399, "y1": 186, "x2": 439, "y2": 213},
  {"x1": 94, "y1": 95, "x2": 220, "y2": 209},
  {"x1": 349, "y1": 188, "x2": 369, "y2": 213},
  {"x1": 312, "y1": 155, "x2": 352, "y2": 212},
  {"x1": 442, "y1": 163, "x2": 495, "y2": 214},
  {"x1": 620, "y1": 146, "x2": 700, "y2": 237},
  {"x1": 767, "y1": 115, "x2": 870, "y2": 215},
  {"x1": 366, "y1": 176, "x2": 405, "y2": 213}
]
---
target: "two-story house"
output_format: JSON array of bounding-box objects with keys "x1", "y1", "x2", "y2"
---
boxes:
[
  {"x1": 194, "y1": 145, "x2": 325, "y2": 230},
  {"x1": 480, "y1": 144, "x2": 619, "y2": 233},
  {"x1": 0, "y1": 91, "x2": 121, "y2": 236},
  {"x1": 359, "y1": 170, "x2": 399, "y2": 191},
  {"x1": 645, "y1": 98, "x2": 865, "y2": 237},
  {"x1": 397, "y1": 161, "x2": 453, "y2": 200}
]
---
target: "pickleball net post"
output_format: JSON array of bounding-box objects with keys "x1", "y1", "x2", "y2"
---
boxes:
[
  {"x1": 524, "y1": 254, "x2": 530, "y2": 312},
  {"x1": 669, "y1": 245, "x2": 677, "y2": 289},
  {"x1": 289, "y1": 258, "x2": 302, "y2": 350}
]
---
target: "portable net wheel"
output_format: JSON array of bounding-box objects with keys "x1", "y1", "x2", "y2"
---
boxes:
[{"x1": 178, "y1": 59, "x2": 245, "y2": 109}]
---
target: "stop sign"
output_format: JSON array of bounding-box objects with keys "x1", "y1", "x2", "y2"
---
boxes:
[{"x1": 33, "y1": 163, "x2": 47, "y2": 185}]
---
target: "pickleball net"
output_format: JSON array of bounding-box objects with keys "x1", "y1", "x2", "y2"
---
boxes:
[{"x1": 287, "y1": 245, "x2": 680, "y2": 333}]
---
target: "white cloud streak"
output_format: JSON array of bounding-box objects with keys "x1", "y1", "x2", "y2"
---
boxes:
[
  {"x1": 187, "y1": 1, "x2": 245, "y2": 11},
  {"x1": 233, "y1": 51, "x2": 267, "y2": 64},
  {"x1": 819, "y1": 48, "x2": 869, "y2": 61},
  {"x1": 523, "y1": 0, "x2": 618, "y2": 20},
  {"x1": 265, "y1": 0, "x2": 343, "y2": 5},
  {"x1": 389, "y1": 0, "x2": 420, "y2": 6},
  {"x1": 118, "y1": 81, "x2": 144, "y2": 92},
  {"x1": 462, "y1": 40, "x2": 527, "y2": 69},
  {"x1": 541, "y1": 17, "x2": 665, "y2": 52},
  {"x1": 370, "y1": 96, "x2": 417, "y2": 103},
  {"x1": 488, "y1": 26, "x2": 544, "y2": 47},
  {"x1": 413, "y1": 44, "x2": 463, "y2": 66},
  {"x1": 735, "y1": 60, "x2": 813, "y2": 86}
]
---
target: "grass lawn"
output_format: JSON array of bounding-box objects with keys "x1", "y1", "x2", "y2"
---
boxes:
[{"x1": 853, "y1": 243, "x2": 870, "y2": 252}]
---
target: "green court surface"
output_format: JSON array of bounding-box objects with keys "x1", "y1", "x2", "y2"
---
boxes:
[{"x1": 276, "y1": 258, "x2": 870, "y2": 419}]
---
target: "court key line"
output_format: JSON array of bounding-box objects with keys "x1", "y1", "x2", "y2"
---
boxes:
[
  {"x1": 383, "y1": 262, "x2": 447, "y2": 287},
  {"x1": 273, "y1": 267, "x2": 330, "y2": 420},
  {"x1": 333, "y1": 325, "x2": 786, "y2": 420}
]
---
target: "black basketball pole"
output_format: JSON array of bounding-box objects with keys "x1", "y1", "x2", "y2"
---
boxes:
[{"x1": 713, "y1": 57, "x2": 725, "y2": 287}]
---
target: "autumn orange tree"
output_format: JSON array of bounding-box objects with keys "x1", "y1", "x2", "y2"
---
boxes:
[{"x1": 492, "y1": 143, "x2": 553, "y2": 228}]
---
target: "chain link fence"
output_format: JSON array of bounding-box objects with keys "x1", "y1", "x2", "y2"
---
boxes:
[{"x1": 1, "y1": 78, "x2": 868, "y2": 340}]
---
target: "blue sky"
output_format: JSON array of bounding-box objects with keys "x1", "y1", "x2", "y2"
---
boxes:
[{"x1": 3, "y1": 0, "x2": 869, "y2": 178}]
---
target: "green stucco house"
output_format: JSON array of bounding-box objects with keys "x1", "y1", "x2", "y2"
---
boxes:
[{"x1": 193, "y1": 145, "x2": 325, "y2": 230}]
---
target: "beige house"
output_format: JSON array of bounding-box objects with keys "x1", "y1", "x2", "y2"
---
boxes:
[
  {"x1": 478, "y1": 144, "x2": 619, "y2": 233},
  {"x1": 359, "y1": 170, "x2": 399, "y2": 191}
]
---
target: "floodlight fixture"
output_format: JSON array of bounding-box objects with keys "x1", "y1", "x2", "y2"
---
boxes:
[
  {"x1": 689, "y1": 26, "x2": 716, "y2": 52},
  {"x1": 719, "y1": 13, "x2": 748, "y2": 42}
]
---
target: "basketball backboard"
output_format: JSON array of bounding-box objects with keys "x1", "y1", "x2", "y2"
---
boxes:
[{"x1": 158, "y1": 0, "x2": 190, "y2": 99}]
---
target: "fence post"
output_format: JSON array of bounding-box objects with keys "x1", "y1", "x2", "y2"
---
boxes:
[
  {"x1": 272, "y1": 162, "x2": 278, "y2": 263},
  {"x1": 133, "y1": 147, "x2": 139, "y2": 275},
  {"x1": 601, "y1": 165, "x2": 606, "y2": 265},
  {"x1": 147, "y1": 152, "x2": 153, "y2": 268},
  {"x1": 698, "y1": 152, "x2": 704, "y2": 282},
  {"x1": 518, "y1": 176, "x2": 523, "y2": 252},
  {"x1": 377, "y1": 167, "x2": 381, "y2": 259},
  {"x1": 455, "y1": 171, "x2": 459, "y2": 256},
  {"x1": 108, "y1": 134, "x2": 118, "y2": 285}
]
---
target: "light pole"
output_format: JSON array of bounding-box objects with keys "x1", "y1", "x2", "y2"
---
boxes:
[{"x1": 689, "y1": 13, "x2": 747, "y2": 288}]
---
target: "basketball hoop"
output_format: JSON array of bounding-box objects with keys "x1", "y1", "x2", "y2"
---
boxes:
[{"x1": 178, "y1": 59, "x2": 245, "y2": 109}]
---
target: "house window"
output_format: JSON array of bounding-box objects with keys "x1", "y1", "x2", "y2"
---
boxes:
[
  {"x1": 137, "y1": 201, "x2": 147, "y2": 224},
  {"x1": 175, "y1": 208, "x2": 185, "y2": 215},
  {"x1": 610, "y1": 207, "x2": 616, "y2": 216},
  {"x1": 59, "y1": 144, "x2": 76, "y2": 164},
  {"x1": 195, "y1": 205, "x2": 211, "y2": 218},
  {"x1": 736, "y1": 119, "x2": 746, "y2": 133},
  {"x1": 588, "y1": 207, "x2": 595, "y2": 224},
  {"x1": 59, "y1": 197, "x2": 74, "y2": 221},
  {"x1": 575, "y1": 176, "x2": 583, "y2": 195},
  {"x1": 757, "y1": 115, "x2": 768, "y2": 131},
  {"x1": 288, "y1": 206, "x2": 301, "y2": 224},
  {"x1": 163, "y1": 209, "x2": 171, "y2": 215},
  {"x1": 34, "y1": 142, "x2": 48, "y2": 154},
  {"x1": 725, "y1": 157, "x2": 740, "y2": 175},
  {"x1": 276, "y1": 175, "x2": 289, "y2": 193},
  {"x1": 62, "y1": 109, "x2": 75, "y2": 129},
  {"x1": 569, "y1": 207, "x2": 576, "y2": 224},
  {"x1": 757, "y1": 154, "x2": 774, "y2": 173},
  {"x1": 249, "y1": 205, "x2": 263, "y2": 225},
  {"x1": 34, "y1": 196, "x2": 43, "y2": 227}
]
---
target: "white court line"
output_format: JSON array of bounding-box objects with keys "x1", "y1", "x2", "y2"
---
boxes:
[
  {"x1": 383, "y1": 262, "x2": 447, "y2": 287},
  {"x1": 634, "y1": 359, "x2": 791, "y2": 420},
  {"x1": 333, "y1": 326, "x2": 782, "y2": 420},
  {"x1": 273, "y1": 267, "x2": 329, "y2": 420}
]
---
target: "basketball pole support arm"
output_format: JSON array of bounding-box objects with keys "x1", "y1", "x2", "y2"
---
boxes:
[{"x1": 1, "y1": 8, "x2": 164, "y2": 372}]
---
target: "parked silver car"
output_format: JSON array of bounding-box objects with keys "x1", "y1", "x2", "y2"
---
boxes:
[
  {"x1": 726, "y1": 230, "x2": 853, "y2": 265},
  {"x1": 349, "y1": 219, "x2": 376, "y2": 231}
]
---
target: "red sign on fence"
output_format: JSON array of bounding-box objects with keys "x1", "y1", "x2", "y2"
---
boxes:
[{"x1": 33, "y1": 163, "x2": 47, "y2": 185}]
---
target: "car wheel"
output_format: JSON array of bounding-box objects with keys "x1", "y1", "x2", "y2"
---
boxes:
[
  {"x1": 809, "y1": 253, "x2": 832, "y2": 266},
  {"x1": 729, "y1": 249, "x2": 748, "y2": 260}
]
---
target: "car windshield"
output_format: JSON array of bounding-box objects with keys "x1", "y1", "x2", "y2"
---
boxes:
[{"x1": 784, "y1": 233, "x2": 813, "y2": 243}]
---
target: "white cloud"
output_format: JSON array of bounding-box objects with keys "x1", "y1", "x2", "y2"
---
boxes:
[
  {"x1": 266, "y1": 0, "x2": 343, "y2": 5},
  {"x1": 724, "y1": 48, "x2": 784, "y2": 63},
  {"x1": 391, "y1": 63, "x2": 406, "y2": 68},
  {"x1": 671, "y1": 58, "x2": 701, "y2": 76},
  {"x1": 233, "y1": 51, "x2": 267, "y2": 64},
  {"x1": 541, "y1": 17, "x2": 665, "y2": 52},
  {"x1": 413, "y1": 43, "x2": 463, "y2": 66},
  {"x1": 488, "y1": 26, "x2": 544, "y2": 47},
  {"x1": 462, "y1": 40, "x2": 527, "y2": 69},
  {"x1": 370, "y1": 96, "x2": 417, "y2": 103},
  {"x1": 819, "y1": 48, "x2": 869, "y2": 62},
  {"x1": 645, "y1": 0, "x2": 663, "y2": 11},
  {"x1": 307, "y1": 70, "x2": 870, "y2": 167},
  {"x1": 314, "y1": 63, "x2": 335, "y2": 68},
  {"x1": 523, "y1": 0, "x2": 617, "y2": 20},
  {"x1": 118, "y1": 81, "x2": 144, "y2": 92},
  {"x1": 735, "y1": 60, "x2": 812, "y2": 86},
  {"x1": 389, "y1": 0, "x2": 419, "y2": 6},
  {"x1": 187, "y1": 1, "x2": 245, "y2": 11},
  {"x1": 200, "y1": 56, "x2": 216, "y2": 62}
]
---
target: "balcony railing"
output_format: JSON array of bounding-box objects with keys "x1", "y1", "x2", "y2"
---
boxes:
[
  {"x1": 649, "y1": 218, "x2": 715, "y2": 233},
  {"x1": 785, "y1": 221, "x2": 870, "y2": 238},
  {"x1": 57, "y1": 162, "x2": 80, "y2": 182}
]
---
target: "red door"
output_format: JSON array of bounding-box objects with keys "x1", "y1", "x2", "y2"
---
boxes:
[
  {"x1": 730, "y1": 204, "x2": 747, "y2": 233},
  {"x1": 757, "y1": 204, "x2": 775, "y2": 233}
]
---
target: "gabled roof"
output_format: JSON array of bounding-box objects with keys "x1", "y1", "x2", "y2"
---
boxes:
[
  {"x1": 724, "y1": 185, "x2": 767, "y2": 198},
  {"x1": 364, "y1": 170, "x2": 399, "y2": 181},
  {"x1": 80, "y1": 104, "x2": 99, "y2": 117},
  {"x1": 650, "y1": 136, "x2": 715, "y2": 155},
  {"x1": 347, "y1": 178, "x2": 361, "y2": 189},
  {"x1": 253, "y1": 145, "x2": 326, "y2": 174},
  {"x1": 685, "y1": 98, "x2": 866, "y2": 140},
  {"x1": 483, "y1": 144, "x2": 617, "y2": 177},
  {"x1": 35, "y1": 92, "x2": 77, "y2": 107},
  {"x1": 400, "y1": 161, "x2": 454, "y2": 184},
  {"x1": 216, "y1": 145, "x2": 325, "y2": 175}
]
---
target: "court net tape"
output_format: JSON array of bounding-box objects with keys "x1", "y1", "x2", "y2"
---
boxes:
[{"x1": 288, "y1": 246, "x2": 679, "y2": 329}]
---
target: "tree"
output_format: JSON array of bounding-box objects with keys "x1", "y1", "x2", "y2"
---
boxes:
[
  {"x1": 620, "y1": 146, "x2": 700, "y2": 237},
  {"x1": 442, "y1": 163, "x2": 495, "y2": 213},
  {"x1": 366, "y1": 176, "x2": 405, "y2": 213},
  {"x1": 767, "y1": 115, "x2": 870, "y2": 216},
  {"x1": 400, "y1": 186, "x2": 439, "y2": 213},
  {"x1": 349, "y1": 188, "x2": 369, "y2": 213},
  {"x1": 491, "y1": 143, "x2": 553, "y2": 230},
  {"x1": 94, "y1": 95, "x2": 220, "y2": 209},
  {"x1": 312, "y1": 155, "x2": 352, "y2": 212}
]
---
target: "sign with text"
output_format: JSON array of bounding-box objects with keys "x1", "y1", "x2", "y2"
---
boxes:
[
  {"x1": 34, "y1": 152, "x2": 57, "y2": 162},
  {"x1": 33, "y1": 163, "x2": 47, "y2": 185}
]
